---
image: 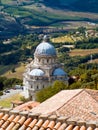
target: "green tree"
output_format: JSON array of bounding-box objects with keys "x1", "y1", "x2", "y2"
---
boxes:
[
  {"x1": 0, "y1": 77, "x2": 7, "y2": 91},
  {"x1": 36, "y1": 81, "x2": 68, "y2": 102},
  {"x1": 92, "y1": 74, "x2": 98, "y2": 89}
]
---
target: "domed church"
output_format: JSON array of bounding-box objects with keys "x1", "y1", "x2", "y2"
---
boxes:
[{"x1": 23, "y1": 35, "x2": 68, "y2": 100}]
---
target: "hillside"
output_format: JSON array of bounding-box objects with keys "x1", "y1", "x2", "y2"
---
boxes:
[
  {"x1": 0, "y1": 0, "x2": 98, "y2": 39},
  {"x1": 43, "y1": 0, "x2": 98, "y2": 13},
  {"x1": 0, "y1": 12, "x2": 23, "y2": 39}
]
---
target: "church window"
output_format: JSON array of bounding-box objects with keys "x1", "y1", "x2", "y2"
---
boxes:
[
  {"x1": 47, "y1": 59, "x2": 49, "y2": 63},
  {"x1": 37, "y1": 85, "x2": 39, "y2": 90},
  {"x1": 39, "y1": 59, "x2": 40, "y2": 62}
]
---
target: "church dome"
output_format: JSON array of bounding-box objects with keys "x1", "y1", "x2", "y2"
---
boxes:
[
  {"x1": 29, "y1": 69, "x2": 44, "y2": 76},
  {"x1": 34, "y1": 35, "x2": 56, "y2": 56},
  {"x1": 53, "y1": 68, "x2": 67, "y2": 76}
]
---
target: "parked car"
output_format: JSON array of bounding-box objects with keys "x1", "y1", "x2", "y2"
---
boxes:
[{"x1": 4, "y1": 90, "x2": 10, "y2": 93}]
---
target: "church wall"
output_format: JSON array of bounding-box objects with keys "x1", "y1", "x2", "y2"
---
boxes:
[{"x1": 23, "y1": 36, "x2": 68, "y2": 101}]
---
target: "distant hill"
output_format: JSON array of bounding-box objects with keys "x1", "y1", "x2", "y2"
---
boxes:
[
  {"x1": 0, "y1": 0, "x2": 98, "y2": 39},
  {"x1": 43, "y1": 0, "x2": 98, "y2": 13},
  {"x1": 0, "y1": 13, "x2": 24, "y2": 39}
]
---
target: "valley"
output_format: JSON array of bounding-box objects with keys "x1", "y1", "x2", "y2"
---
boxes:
[
  {"x1": 0, "y1": 0, "x2": 98, "y2": 91},
  {"x1": 0, "y1": 0, "x2": 98, "y2": 39}
]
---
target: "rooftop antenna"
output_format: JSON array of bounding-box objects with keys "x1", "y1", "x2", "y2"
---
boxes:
[{"x1": 90, "y1": 54, "x2": 93, "y2": 63}]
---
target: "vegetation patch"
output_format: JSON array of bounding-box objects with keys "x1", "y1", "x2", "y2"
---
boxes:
[
  {"x1": 69, "y1": 49, "x2": 98, "y2": 57},
  {"x1": 0, "y1": 94, "x2": 22, "y2": 108},
  {"x1": 2, "y1": 63, "x2": 26, "y2": 79}
]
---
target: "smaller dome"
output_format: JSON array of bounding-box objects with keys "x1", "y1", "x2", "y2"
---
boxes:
[
  {"x1": 29, "y1": 69, "x2": 44, "y2": 76},
  {"x1": 53, "y1": 68, "x2": 67, "y2": 76}
]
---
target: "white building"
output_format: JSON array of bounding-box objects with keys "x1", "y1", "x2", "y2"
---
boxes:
[{"x1": 23, "y1": 36, "x2": 68, "y2": 100}]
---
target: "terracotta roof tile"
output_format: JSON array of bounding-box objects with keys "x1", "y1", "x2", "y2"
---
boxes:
[
  {"x1": 26, "y1": 127, "x2": 32, "y2": 130},
  {"x1": 1, "y1": 121, "x2": 10, "y2": 129},
  {"x1": 58, "y1": 123, "x2": 67, "y2": 130},
  {"x1": 31, "y1": 89, "x2": 82, "y2": 114},
  {"x1": 28, "y1": 118, "x2": 38, "y2": 129},
  {"x1": 14, "y1": 101, "x2": 40, "y2": 111},
  {"x1": 40, "y1": 120, "x2": 50, "y2": 129},
  {"x1": 0, "y1": 110, "x2": 97, "y2": 130},
  {"x1": 31, "y1": 89, "x2": 98, "y2": 122},
  {"x1": 12, "y1": 123, "x2": 20, "y2": 130},
  {"x1": 0, "y1": 113, "x2": 4, "y2": 119},
  {"x1": 87, "y1": 127, "x2": 93, "y2": 130},
  {"x1": 18, "y1": 124, "x2": 26, "y2": 130},
  {"x1": 18, "y1": 116, "x2": 26, "y2": 125},
  {"x1": 13, "y1": 115, "x2": 21, "y2": 123},
  {"x1": 65, "y1": 124, "x2": 74, "y2": 130},
  {"x1": 80, "y1": 126, "x2": 86, "y2": 130},
  {"x1": 34, "y1": 119, "x2": 44, "y2": 128},
  {"x1": 24, "y1": 117, "x2": 32, "y2": 126},
  {"x1": 0, "y1": 89, "x2": 98, "y2": 129},
  {"x1": 53, "y1": 122, "x2": 61, "y2": 129},
  {"x1": 73, "y1": 126, "x2": 80, "y2": 130},
  {"x1": 6, "y1": 122, "x2": 15, "y2": 130},
  {"x1": 2, "y1": 114, "x2": 9, "y2": 121},
  {"x1": 47, "y1": 120, "x2": 55, "y2": 129}
]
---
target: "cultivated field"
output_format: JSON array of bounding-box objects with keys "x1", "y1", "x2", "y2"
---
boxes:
[
  {"x1": 69, "y1": 49, "x2": 98, "y2": 56},
  {"x1": 51, "y1": 35, "x2": 84, "y2": 43}
]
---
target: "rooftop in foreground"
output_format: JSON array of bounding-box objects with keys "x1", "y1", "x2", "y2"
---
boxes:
[
  {"x1": 31, "y1": 89, "x2": 98, "y2": 121},
  {"x1": 0, "y1": 108, "x2": 97, "y2": 130},
  {"x1": 0, "y1": 89, "x2": 98, "y2": 129}
]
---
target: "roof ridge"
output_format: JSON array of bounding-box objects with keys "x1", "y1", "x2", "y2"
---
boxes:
[
  {"x1": 56, "y1": 89, "x2": 84, "y2": 111},
  {"x1": 84, "y1": 89, "x2": 98, "y2": 103}
]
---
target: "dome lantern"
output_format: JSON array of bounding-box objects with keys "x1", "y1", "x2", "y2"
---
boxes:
[{"x1": 43, "y1": 35, "x2": 49, "y2": 42}]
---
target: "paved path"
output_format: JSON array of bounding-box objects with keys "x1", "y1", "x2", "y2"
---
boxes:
[{"x1": 0, "y1": 89, "x2": 22, "y2": 100}]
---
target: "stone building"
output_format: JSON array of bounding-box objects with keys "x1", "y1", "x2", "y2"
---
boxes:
[{"x1": 23, "y1": 36, "x2": 68, "y2": 100}]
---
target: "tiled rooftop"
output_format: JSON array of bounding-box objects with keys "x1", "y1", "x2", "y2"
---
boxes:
[
  {"x1": 0, "y1": 89, "x2": 98, "y2": 129},
  {"x1": 31, "y1": 89, "x2": 82, "y2": 114},
  {"x1": 0, "y1": 108, "x2": 97, "y2": 130},
  {"x1": 31, "y1": 89, "x2": 98, "y2": 121},
  {"x1": 14, "y1": 101, "x2": 40, "y2": 111}
]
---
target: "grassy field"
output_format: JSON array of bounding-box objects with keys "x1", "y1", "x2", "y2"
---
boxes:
[
  {"x1": 51, "y1": 34, "x2": 85, "y2": 43},
  {"x1": 52, "y1": 35, "x2": 74, "y2": 43},
  {"x1": 0, "y1": 93, "x2": 22, "y2": 108},
  {"x1": 1, "y1": 0, "x2": 13, "y2": 4},
  {"x1": 2, "y1": 63, "x2": 26, "y2": 79},
  {"x1": 0, "y1": 65, "x2": 14, "y2": 75},
  {"x1": 69, "y1": 49, "x2": 98, "y2": 56}
]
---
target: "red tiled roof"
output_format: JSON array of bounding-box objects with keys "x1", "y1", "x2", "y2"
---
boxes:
[
  {"x1": 31, "y1": 89, "x2": 82, "y2": 114},
  {"x1": 0, "y1": 89, "x2": 98, "y2": 129},
  {"x1": 14, "y1": 101, "x2": 40, "y2": 111},
  {"x1": 31, "y1": 89, "x2": 98, "y2": 121},
  {"x1": 56, "y1": 90, "x2": 98, "y2": 121},
  {"x1": 0, "y1": 109, "x2": 97, "y2": 130}
]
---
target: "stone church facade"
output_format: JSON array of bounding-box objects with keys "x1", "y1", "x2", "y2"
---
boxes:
[{"x1": 23, "y1": 36, "x2": 68, "y2": 100}]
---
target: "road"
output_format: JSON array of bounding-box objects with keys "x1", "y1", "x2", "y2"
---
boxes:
[{"x1": 0, "y1": 89, "x2": 23, "y2": 100}]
